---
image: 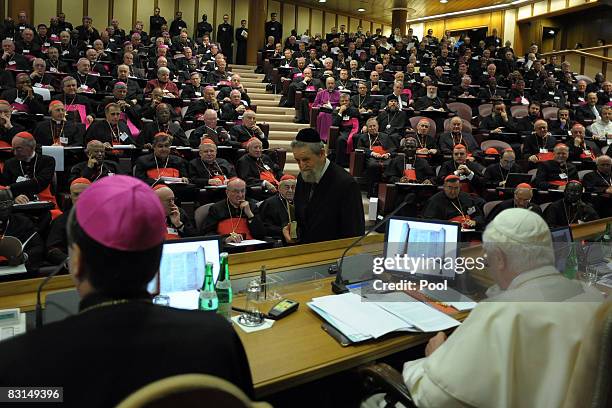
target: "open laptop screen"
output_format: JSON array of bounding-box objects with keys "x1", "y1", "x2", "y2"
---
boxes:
[
  {"x1": 147, "y1": 236, "x2": 222, "y2": 295},
  {"x1": 551, "y1": 226, "x2": 573, "y2": 273},
  {"x1": 384, "y1": 217, "x2": 460, "y2": 279}
]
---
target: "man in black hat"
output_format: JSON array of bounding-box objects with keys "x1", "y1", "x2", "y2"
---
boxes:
[{"x1": 290, "y1": 128, "x2": 365, "y2": 244}]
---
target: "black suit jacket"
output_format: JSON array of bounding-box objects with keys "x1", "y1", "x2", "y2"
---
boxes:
[
  {"x1": 0, "y1": 293, "x2": 254, "y2": 407},
  {"x1": 0, "y1": 154, "x2": 55, "y2": 199},
  {"x1": 33, "y1": 120, "x2": 83, "y2": 146},
  {"x1": 294, "y1": 161, "x2": 365, "y2": 243},
  {"x1": 534, "y1": 160, "x2": 578, "y2": 190}
]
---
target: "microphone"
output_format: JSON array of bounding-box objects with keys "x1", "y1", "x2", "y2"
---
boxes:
[
  {"x1": 332, "y1": 197, "x2": 412, "y2": 294},
  {"x1": 35, "y1": 259, "x2": 69, "y2": 329}
]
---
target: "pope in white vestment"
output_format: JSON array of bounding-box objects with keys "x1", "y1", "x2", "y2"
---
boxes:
[{"x1": 366, "y1": 208, "x2": 604, "y2": 408}]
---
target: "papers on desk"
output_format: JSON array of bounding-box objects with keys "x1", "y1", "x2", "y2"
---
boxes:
[
  {"x1": 0, "y1": 264, "x2": 27, "y2": 277},
  {"x1": 41, "y1": 146, "x2": 64, "y2": 171},
  {"x1": 205, "y1": 185, "x2": 227, "y2": 189},
  {"x1": 160, "y1": 176, "x2": 185, "y2": 184},
  {"x1": 109, "y1": 144, "x2": 136, "y2": 150},
  {"x1": 12, "y1": 200, "x2": 52, "y2": 208},
  {"x1": 308, "y1": 292, "x2": 461, "y2": 343},
  {"x1": 33, "y1": 87, "x2": 51, "y2": 101},
  {"x1": 227, "y1": 239, "x2": 268, "y2": 247}
]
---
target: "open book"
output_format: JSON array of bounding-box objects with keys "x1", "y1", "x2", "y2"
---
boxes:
[{"x1": 308, "y1": 292, "x2": 461, "y2": 344}]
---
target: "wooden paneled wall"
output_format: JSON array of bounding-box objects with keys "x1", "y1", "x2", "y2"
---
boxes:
[
  {"x1": 30, "y1": 0, "x2": 386, "y2": 42},
  {"x1": 414, "y1": 11, "x2": 505, "y2": 41}
]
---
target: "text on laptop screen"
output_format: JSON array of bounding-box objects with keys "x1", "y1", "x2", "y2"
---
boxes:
[
  {"x1": 384, "y1": 218, "x2": 460, "y2": 278},
  {"x1": 147, "y1": 237, "x2": 221, "y2": 294}
]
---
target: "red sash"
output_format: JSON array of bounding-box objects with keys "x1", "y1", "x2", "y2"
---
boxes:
[
  {"x1": 449, "y1": 215, "x2": 473, "y2": 229},
  {"x1": 403, "y1": 169, "x2": 417, "y2": 181},
  {"x1": 11, "y1": 102, "x2": 29, "y2": 113},
  {"x1": 549, "y1": 180, "x2": 567, "y2": 187},
  {"x1": 579, "y1": 149, "x2": 596, "y2": 161},
  {"x1": 211, "y1": 175, "x2": 226, "y2": 183},
  {"x1": 217, "y1": 218, "x2": 253, "y2": 239},
  {"x1": 343, "y1": 118, "x2": 360, "y2": 153},
  {"x1": 147, "y1": 167, "x2": 180, "y2": 179},
  {"x1": 260, "y1": 171, "x2": 279, "y2": 186},
  {"x1": 371, "y1": 145, "x2": 387, "y2": 155},
  {"x1": 537, "y1": 152, "x2": 554, "y2": 161},
  {"x1": 37, "y1": 185, "x2": 62, "y2": 220}
]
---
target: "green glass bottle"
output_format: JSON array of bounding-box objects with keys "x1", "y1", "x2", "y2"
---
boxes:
[
  {"x1": 215, "y1": 252, "x2": 233, "y2": 321},
  {"x1": 199, "y1": 262, "x2": 218, "y2": 311},
  {"x1": 563, "y1": 243, "x2": 578, "y2": 280}
]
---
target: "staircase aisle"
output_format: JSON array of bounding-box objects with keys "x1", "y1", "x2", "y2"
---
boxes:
[{"x1": 231, "y1": 64, "x2": 308, "y2": 175}]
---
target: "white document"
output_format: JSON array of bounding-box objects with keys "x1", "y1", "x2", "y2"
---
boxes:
[
  {"x1": 227, "y1": 239, "x2": 268, "y2": 247},
  {"x1": 33, "y1": 87, "x2": 51, "y2": 101},
  {"x1": 13, "y1": 200, "x2": 51, "y2": 208},
  {"x1": 41, "y1": 146, "x2": 64, "y2": 171},
  {"x1": 446, "y1": 302, "x2": 477, "y2": 311},
  {"x1": 308, "y1": 302, "x2": 373, "y2": 343},
  {"x1": 160, "y1": 176, "x2": 185, "y2": 184},
  {"x1": 109, "y1": 144, "x2": 136, "y2": 150},
  {"x1": 0, "y1": 264, "x2": 28, "y2": 277},
  {"x1": 311, "y1": 293, "x2": 415, "y2": 339},
  {"x1": 371, "y1": 292, "x2": 461, "y2": 332}
]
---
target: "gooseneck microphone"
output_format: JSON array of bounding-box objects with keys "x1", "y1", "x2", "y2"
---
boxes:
[
  {"x1": 332, "y1": 197, "x2": 412, "y2": 294},
  {"x1": 35, "y1": 259, "x2": 69, "y2": 329}
]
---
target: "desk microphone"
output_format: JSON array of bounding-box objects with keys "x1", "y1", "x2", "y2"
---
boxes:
[
  {"x1": 35, "y1": 259, "x2": 69, "y2": 329},
  {"x1": 332, "y1": 197, "x2": 412, "y2": 294}
]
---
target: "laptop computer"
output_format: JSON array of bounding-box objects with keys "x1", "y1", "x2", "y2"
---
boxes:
[
  {"x1": 147, "y1": 236, "x2": 222, "y2": 304},
  {"x1": 551, "y1": 226, "x2": 573, "y2": 273}
]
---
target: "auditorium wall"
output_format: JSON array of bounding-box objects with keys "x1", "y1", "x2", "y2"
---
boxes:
[{"x1": 26, "y1": 0, "x2": 387, "y2": 44}]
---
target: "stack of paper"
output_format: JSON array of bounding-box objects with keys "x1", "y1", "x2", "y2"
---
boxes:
[{"x1": 308, "y1": 292, "x2": 461, "y2": 343}]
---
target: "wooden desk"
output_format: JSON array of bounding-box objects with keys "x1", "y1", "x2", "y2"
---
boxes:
[
  {"x1": 235, "y1": 277, "x2": 468, "y2": 398},
  {"x1": 0, "y1": 234, "x2": 385, "y2": 312},
  {"x1": 0, "y1": 217, "x2": 609, "y2": 398}
]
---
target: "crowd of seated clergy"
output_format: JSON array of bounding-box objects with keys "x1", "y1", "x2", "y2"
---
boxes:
[
  {"x1": 0, "y1": 10, "x2": 610, "y2": 279},
  {"x1": 0, "y1": 10, "x2": 287, "y2": 274},
  {"x1": 261, "y1": 24, "x2": 610, "y2": 226}
]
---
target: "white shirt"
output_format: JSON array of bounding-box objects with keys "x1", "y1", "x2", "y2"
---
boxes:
[
  {"x1": 588, "y1": 119, "x2": 612, "y2": 139},
  {"x1": 402, "y1": 266, "x2": 603, "y2": 408}
]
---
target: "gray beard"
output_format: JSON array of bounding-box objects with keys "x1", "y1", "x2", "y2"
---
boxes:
[{"x1": 301, "y1": 170, "x2": 318, "y2": 183}]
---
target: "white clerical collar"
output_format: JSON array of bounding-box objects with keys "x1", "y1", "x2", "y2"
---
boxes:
[{"x1": 314, "y1": 159, "x2": 331, "y2": 184}]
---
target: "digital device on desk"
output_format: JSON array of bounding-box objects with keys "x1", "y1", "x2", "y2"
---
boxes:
[
  {"x1": 551, "y1": 226, "x2": 573, "y2": 273},
  {"x1": 0, "y1": 309, "x2": 26, "y2": 341},
  {"x1": 147, "y1": 236, "x2": 221, "y2": 301},
  {"x1": 384, "y1": 217, "x2": 460, "y2": 280},
  {"x1": 505, "y1": 173, "x2": 533, "y2": 188}
]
